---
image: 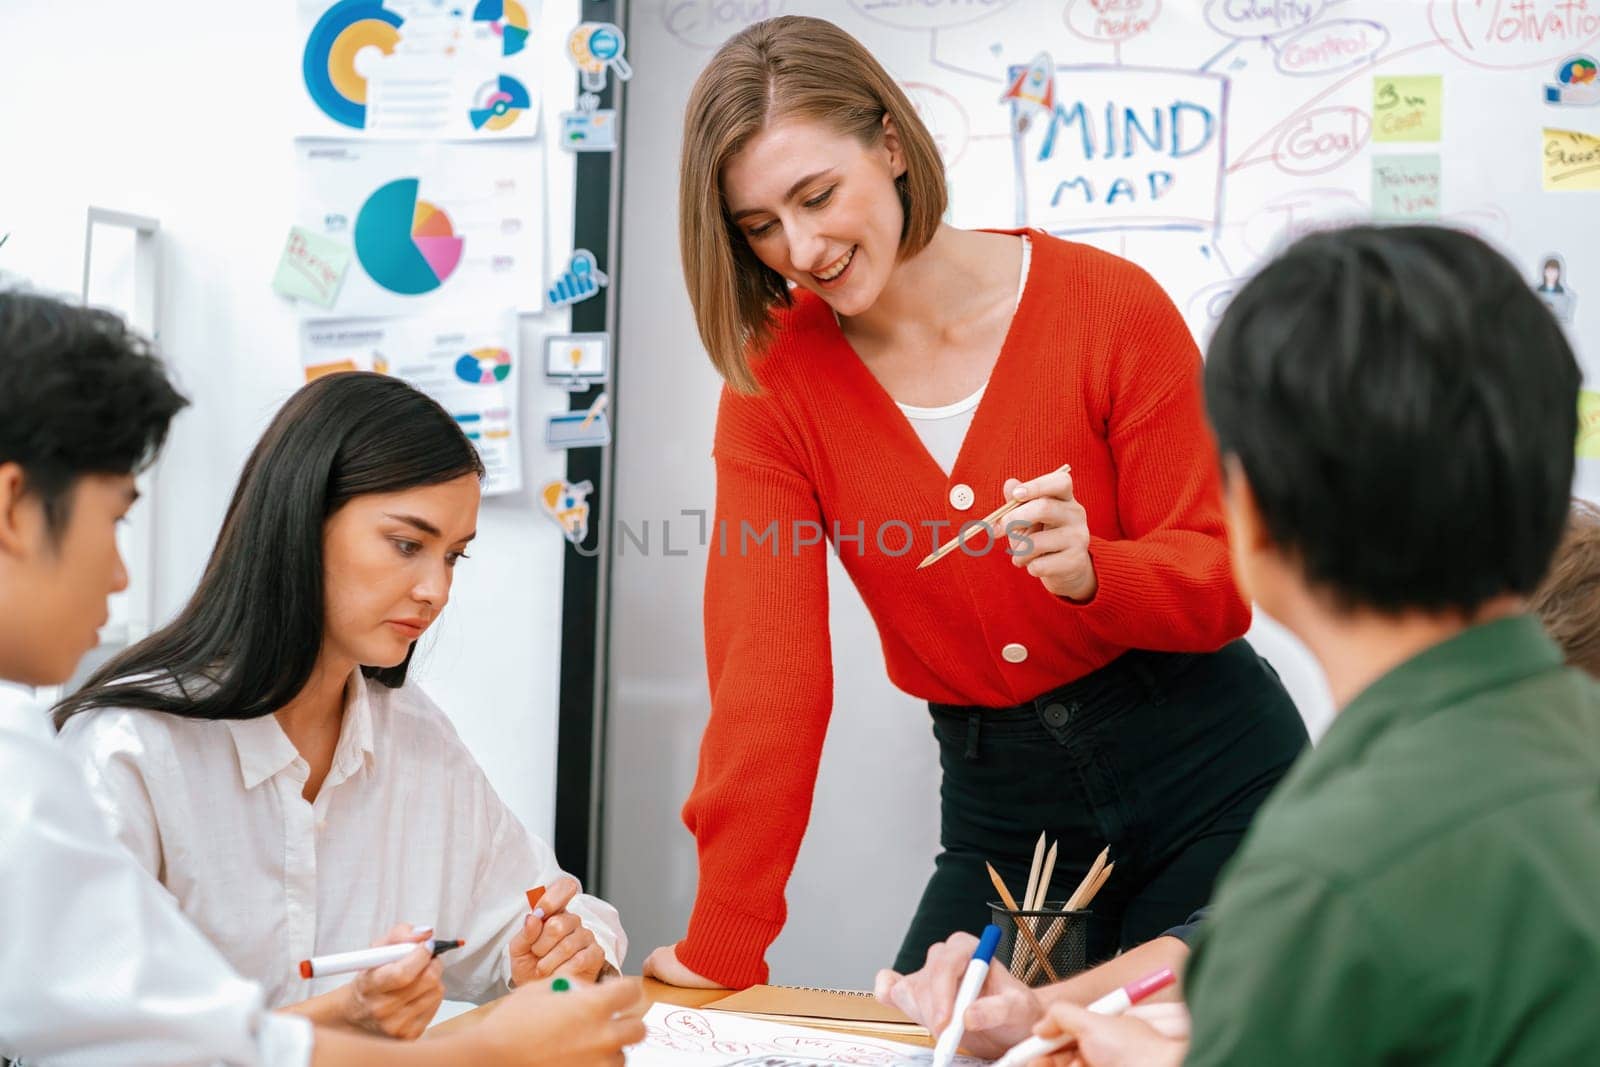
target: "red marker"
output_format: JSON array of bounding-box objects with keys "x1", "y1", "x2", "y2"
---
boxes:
[{"x1": 298, "y1": 939, "x2": 464, "y2": 979}]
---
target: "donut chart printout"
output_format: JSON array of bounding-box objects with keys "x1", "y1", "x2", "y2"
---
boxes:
[
  {"x1": 627, "y1": 1003, "x2": 990, "y2": 1067},
  {"x1": 299, "y1": 311, "x2": 524, "y2": 495},
  {"x1": 296, "y1": 139, "x2": 543, "y2": 317},
  {"x1": 298, "y1": 0, "x2": 543, "y2": 139}
]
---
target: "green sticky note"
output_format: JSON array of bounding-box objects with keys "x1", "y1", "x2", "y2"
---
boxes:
[
  {"x1": 1372, "y1": 154, "x2": 1441, "y2": 219},
  {"x1": 1578, "y1": 391, "x2": 1600, "y2": 459},
  {"x1": 272, "y1": 226, "x2": 351, "y2": 309},
  {"x1": 1374, "y1": 75, "x2": 1442, "y2": 142}
]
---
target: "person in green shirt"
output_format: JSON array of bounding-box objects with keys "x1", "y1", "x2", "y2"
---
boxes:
[
  {"x1": 881, "y1": 499, "x2": 1600, "y2": 1057},
  {"x1": 1025, "y1": 225, "x2": 1600, "y2": 1065}
]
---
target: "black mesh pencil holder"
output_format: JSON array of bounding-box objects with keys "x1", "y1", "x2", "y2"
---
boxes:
[{"x1": 989, "y1": 900, "x2": 1091, "y2": 987}]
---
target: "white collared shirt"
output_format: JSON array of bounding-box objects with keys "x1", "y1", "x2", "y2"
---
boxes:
[
  {"x1": 0, "y1": 682, "x2": 312, "y2": 1066},
  {"x1": 57, "y1": 672, "x2": 625, "y2": 1010}
]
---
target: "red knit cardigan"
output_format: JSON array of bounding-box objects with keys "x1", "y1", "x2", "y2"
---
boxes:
[{"x1": 677, "y1": 231, "x2": 1250, "y2": 987}]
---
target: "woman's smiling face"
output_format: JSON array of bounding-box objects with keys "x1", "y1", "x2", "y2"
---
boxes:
[{"x1": 721, "y1": 114, "x2": 908, "y2": 318}]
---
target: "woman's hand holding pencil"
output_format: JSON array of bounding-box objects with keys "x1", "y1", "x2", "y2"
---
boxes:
[
  {"x1": 1000, "y1": 466, "x2": 1097, "y2": 602},
  {"x1": 915, "y1": 463, "x2": 1096, "y2": 601}
]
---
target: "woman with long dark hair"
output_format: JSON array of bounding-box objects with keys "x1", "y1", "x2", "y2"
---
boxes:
[{"x1": 56, "y1": 373, "x2": 624, "y2": 1039}]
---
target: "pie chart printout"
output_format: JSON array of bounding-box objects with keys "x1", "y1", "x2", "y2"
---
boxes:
[
  {"x1": 473, "y1": 0, "x2": 531, "y2": 55},
  {"x1": 353, "y1": 178, "x2": 465, "y2": 295}
]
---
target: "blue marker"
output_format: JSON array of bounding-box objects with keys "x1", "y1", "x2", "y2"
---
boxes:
[{"x1": 931, "y1": 924, "x2": 1002, "y2": 1067}]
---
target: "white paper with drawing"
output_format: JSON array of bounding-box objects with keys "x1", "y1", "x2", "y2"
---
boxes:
[{"x1": 629, "y1": 1004, "x2": 990, "y2": 1067}]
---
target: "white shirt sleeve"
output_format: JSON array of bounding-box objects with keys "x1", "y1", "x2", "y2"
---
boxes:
[
  {"x1": 495, "y1": 797, "x2": 627, "y2": 972},
  {"x1": 438, "y1": 762, "x2": 628, "y2": 1003},
  {"x1": 0, "y1": 691, "x2": 312, "y2": 1067},
  {"x1": 58, "y1": 710, "x2": 167, "y2": 879}
]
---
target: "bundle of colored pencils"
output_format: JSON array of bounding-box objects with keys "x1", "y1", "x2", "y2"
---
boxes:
[{"x1": 987, "y1": 835, "x2": 1113, "y2": 984}]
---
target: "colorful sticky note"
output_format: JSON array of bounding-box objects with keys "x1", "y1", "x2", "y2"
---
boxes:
[
  {"x1": 540, "y1": 478, "x2": 594, "y2": 545},
  {"x1": 545, "y1": 410, "x2": 612, "y2": 450},
  {"x1": 560, "y1": 109, "x2": 617, "y2": 151},
  {"x1": 1372, "y1": 154, "x2": 1441, "y2": 219},
  {"x1": 272, "y1": 226, "x2": 351, "y2": 308},
  {"x1": 1543, "y1": 128, "x2": 1600, "y2": 190},
  {"x1": 1578, "y1": 391, "x2": 1600, "y2": 459},
  {"x1": 1373, "y1": 75, "x2": 1442, "y2": 142}
]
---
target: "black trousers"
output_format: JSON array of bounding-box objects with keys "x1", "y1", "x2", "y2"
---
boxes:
[{"x1": 892, "y1": 639, "x2": 1308, "y2": 972}]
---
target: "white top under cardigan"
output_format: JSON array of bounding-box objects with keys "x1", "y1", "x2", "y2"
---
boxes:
[
  {"x1": 0, "y1": 681, "x2": 313, "y2": 1067},
  {"x1": 58, "y1": 670, "x2": 625, "y2": 1010},
  {"x1": 895, "y1": 235, "x2": 1033, "y2": 474}
]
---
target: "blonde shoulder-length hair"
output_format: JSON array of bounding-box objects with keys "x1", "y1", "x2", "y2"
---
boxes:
[{"x1": 679, "y1": 16, "x2": 947, "y2": 394}]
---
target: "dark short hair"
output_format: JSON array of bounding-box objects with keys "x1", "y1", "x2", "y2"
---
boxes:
[
  {"x1": 0, "y1": 292, "x2": 188, "y2": 535},
  {"x1": 1205, "y1": 225, "x2": 1579, "y2": 614}
]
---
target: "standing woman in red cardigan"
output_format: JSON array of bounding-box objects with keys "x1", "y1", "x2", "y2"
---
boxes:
[{"x1": 643, "y1": 16, "x2": 1307, "y2": 990}]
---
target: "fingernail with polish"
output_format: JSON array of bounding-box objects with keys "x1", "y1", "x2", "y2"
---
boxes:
[{"x1": 533, "y1": 907, "x2": 547, "y2": 919}]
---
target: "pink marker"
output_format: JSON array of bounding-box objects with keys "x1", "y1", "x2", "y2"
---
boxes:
[{"x1": 989, "y1": 968, "x2": 1176, "y2": 1067}]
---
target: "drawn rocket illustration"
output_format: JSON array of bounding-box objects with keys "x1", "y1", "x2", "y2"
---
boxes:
[{"x1": 1001, "y1": 52, "x2": 1056, "y2": 131}]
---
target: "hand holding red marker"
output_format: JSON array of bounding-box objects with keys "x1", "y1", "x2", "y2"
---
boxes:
[{"x1": 511, "y1": 877, "x2": 606, "y2": 985}]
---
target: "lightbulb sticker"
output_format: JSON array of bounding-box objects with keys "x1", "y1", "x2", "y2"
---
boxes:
[
  {"x1": 543, "y1": 333, "x2": 610, "y2": 391},
  {"x1": 567, "y1": 22, "x2": 632, "y2": 93}
]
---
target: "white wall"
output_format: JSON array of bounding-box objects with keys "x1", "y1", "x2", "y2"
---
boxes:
[{"x1": 0, "y1": 0, "x2": 583, "y2": 859}]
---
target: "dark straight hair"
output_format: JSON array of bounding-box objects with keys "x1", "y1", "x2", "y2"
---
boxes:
[
  {"x1": 54, "y1": 372, "x2": 484, "y2": 726},
  {"x1": 1204, "y1": 224, "x2": 1579, "y2": 615}
]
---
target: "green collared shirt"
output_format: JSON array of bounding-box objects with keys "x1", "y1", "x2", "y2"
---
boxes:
[{"x1": 1184, "y1": 616, "x2": 1600, "y2": 1065}]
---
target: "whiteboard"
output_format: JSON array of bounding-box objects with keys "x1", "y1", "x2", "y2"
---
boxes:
[
  {"x1": 652, "y1": 0, "x2": 1600, "y2": 492},
  {"x1": 727, "y1": 1, "x2": 1590, "y2": 365},
  {"x1": 602, "y1": 0, "x2": 1600, "y2": 985}
]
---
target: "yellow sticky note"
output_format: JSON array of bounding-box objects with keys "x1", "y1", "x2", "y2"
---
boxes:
[
  {"x1": 1543, "y1": 128, "x2": 1600, "y2": 191},
  {"x1": 1578, "y1": 391, "x2": 1600, "y2": 459},
  {"x1": 1374, "y1": 75, "x2": 1442, "y2": 142}
]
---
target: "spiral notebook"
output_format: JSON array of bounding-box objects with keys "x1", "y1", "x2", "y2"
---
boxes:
[{"x1": 703, "y1": 984, "x2": 927, "y2": 1038}]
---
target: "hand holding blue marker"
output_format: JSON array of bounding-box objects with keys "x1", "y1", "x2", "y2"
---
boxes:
[{"x1": 931, "y1": 923, "x2": 1002, "y2": 1067}]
